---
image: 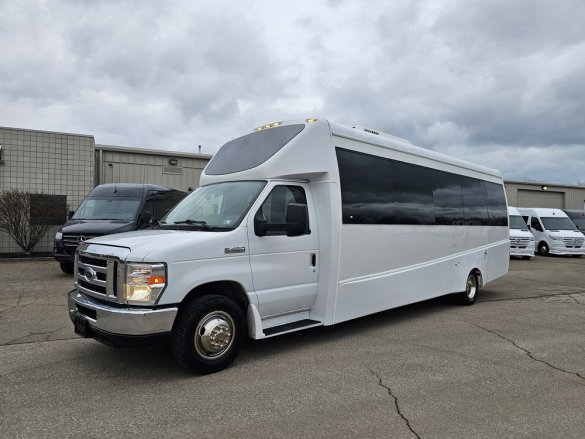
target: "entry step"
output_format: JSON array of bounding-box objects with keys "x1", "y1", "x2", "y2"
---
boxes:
[{"x1": 264, "y1": 319, "x2": 321, "y2": 336}]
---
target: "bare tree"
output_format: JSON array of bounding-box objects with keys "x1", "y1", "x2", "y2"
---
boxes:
[{"x1": 0, "y1": 189, "x2": 65, "y2": 254}]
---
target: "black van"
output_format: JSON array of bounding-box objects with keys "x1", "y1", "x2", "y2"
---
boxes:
[
  {"x1": 54, "y1": 183, "x2": 186, "y2": 274},
  {"x1": 563, "y1": 209, "x2": 585, "y2": 232}
]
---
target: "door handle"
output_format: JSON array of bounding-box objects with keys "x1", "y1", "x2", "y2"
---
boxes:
[{"x1": 311, "y1": 253, "x2": 317, "y2": 267}]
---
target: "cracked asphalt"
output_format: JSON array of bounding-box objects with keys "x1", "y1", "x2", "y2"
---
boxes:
[{"x1": 1, "y1": 256, "x2": 585, "y2": 438}]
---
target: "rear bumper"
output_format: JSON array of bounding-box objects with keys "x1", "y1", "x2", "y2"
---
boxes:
[{"x1": 68, "y1": 290, "x2": 178, "y2": 343}]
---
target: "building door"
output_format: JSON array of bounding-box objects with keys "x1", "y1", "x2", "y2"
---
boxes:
[{"x1": 517, "y1": 189, "x2": 564, "y2": 208}]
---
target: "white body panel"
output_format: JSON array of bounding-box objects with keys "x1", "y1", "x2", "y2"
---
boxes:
[
  {"x1": 508, "y1": 206, "x2": 535, "y2": 258},
  {"x1": 81, "y1": 119, "x2": 510, "y2": 340},
  {"x1": 517, "y1": 208, "x2": 585, "y2": 256}
]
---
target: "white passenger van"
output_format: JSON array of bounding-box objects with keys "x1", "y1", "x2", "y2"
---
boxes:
[
  {"x1": 68, "y1": 119, "x2": 510, "y2": 373},
  {"x1": 518, "y1": 208, "x2": 585, "y2": 256},
  {"x1": 508, "y1": 206, "x2": 535, "y2": 259}
]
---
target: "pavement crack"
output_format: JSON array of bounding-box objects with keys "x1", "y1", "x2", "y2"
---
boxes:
[
  {"x1": 468, "y1": 322, "x2": 585, "y2": 383},
  {"x1": 482, "y1": 291, "x2": 585, "y2": 303},
  {"x1": 367, "y1": 367, "x2": 422, "y2": 439}
]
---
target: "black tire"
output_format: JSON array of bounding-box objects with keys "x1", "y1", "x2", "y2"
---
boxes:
[
  {"x1": 59, "y1": 261, "x2": 74, "y2": 275},
  {"x1": 171, "y1": 295, "x2": 245, "y2": 374},
  {"x1": 537, "y1": 242, "x2": 549, "y2": 256},
  {"x1": 454, "y1": 273, "x2": 478, "y2": 306}
]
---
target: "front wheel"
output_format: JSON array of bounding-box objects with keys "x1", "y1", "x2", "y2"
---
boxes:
[
  {"x1": 454, "y1": 273, "x2": 478, "y2": 306},
  {"x1": 59, "y1": 261, "x2": 74, "y2": 275},
  {"x1": 537, "y1": 242, "x2": 549, "y2": 256},
  {"x1": 171, "y1": 295, "x2": 245, "y2": 374}
]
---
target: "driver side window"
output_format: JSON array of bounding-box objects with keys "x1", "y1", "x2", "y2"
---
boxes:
[
  {"x1": 255, "y1": 186, "x2": 308, "y2": 236},
  {"x1": 531, "y1": 217, "x2": 543, "y2": 232}
]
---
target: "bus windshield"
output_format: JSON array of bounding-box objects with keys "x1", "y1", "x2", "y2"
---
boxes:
[{"x1": 161, "y1": 181, "x2": 266, "y2": 230}]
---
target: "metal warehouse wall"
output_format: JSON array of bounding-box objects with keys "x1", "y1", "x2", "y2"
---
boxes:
[
  {"x1": 0, "y1": 126, "x2": 95, "y2": 255},
  {"x1": 96, "y1": 145, "x2": 211, "y2": 193},
  {"x1": 505, "y1": 180, "x2": 585, "y2": 209}
]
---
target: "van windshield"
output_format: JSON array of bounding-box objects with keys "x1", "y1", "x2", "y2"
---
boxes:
[
  {"x1": 161, "y1": 181, "x2": 266, "y2": 230},
  {"x1": 509, "y1": 215, "x2": 528, "y2": 230},
  {"x1": 541, "y1": 217, "x2": 578, "y2": 231},
  {"x1": 72, "y1": 197, "x2": 142, "y2": 220}
]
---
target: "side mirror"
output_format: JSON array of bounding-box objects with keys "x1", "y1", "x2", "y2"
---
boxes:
[
  {"x1": 139, "y1": 211, "x2": 152, "y2": 227},
  {"x1": 67, "y1": 210, "x2": 75, "y2": 220},
  {"x1": 285, "y1": 203, "x2": 309, "y2": 237},
  {"x1": 527, "y1": 224, "x2": 531, "y2": 231},
  {"x1": 254, "y1": 212, "x2": 268, "y2": 236}
]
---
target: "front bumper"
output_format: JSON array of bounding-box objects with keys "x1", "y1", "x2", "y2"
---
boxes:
[
  {"x1": 549, "y1": 242, "x2": 585, "y2": 256},
  {"x1": 510, "y1": 245, "x2": 535, "y2": 257},
  {"x1": 68, "y1": 289, "x2": 178, "y2": 344}
]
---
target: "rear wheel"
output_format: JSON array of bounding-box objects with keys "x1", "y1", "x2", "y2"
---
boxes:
[
  {"x1": 59, "y1": 261, "x2": 74, "y2": 275},
  {"x1": 537, "y1": 242, "x2": 549, "y2": 256},
  {"x1": 171, "y1": 295, "x2": 244, "y2": 374},
  {"x1": 455, "y1": 273, "x2": 478, "y2": 306}
]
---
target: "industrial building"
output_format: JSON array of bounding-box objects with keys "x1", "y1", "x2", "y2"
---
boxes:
[
  {"x1": 1, "y1": 125, "x2": 584, "y2": 256},
  {"x1": 0, "y1": 126, "x2": 211, "y2": 256}
]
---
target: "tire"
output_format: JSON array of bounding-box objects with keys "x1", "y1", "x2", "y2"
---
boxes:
[
  {"x1": 59, "y1": 261, "x2": 74, "y2": 275},
  {"x1": 455, "y1": 273, "x2": 478, "y2": 306},
  {"x1": 537, "y1": 242, "x2": 549, "y2": 256},
  {"x1": 171, "y1": 295, "x2": 245, "y2": 374}
]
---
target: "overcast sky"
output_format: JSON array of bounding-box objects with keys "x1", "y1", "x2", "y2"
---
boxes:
[{"x1": 1, "y1": 0, "x2": 584, "y2": 184}]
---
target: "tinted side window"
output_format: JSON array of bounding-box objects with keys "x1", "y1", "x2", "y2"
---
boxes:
[
  {"x1": 388, "y1": 160, "x2": 435, "y2": 225},
  {"x1": 485, "y1": 182, "x2": 508, "y2": 226},
  {"x1": 431, "y1": 170, "x2": 463, "y2": 225},
  {"x1": 337, "y1": 148, "x2": 394, "y2": 224},
  {"x1": 461, "y1": 177, "x2": 488, "y2": 225},
  {"x1": 205, "y1": 125, "x2": 305, "y2": 175},
  {"x1": 155, "y1": 191, "x2": 186, "y2": 218}
]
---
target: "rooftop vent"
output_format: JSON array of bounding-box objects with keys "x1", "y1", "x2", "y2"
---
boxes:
[{"x1": 352, "y1": 125, "x2": 411, "y2": 144}]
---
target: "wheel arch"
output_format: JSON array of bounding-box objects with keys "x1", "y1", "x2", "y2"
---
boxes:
[
  {"x1": 179, "y1": 280, "x2": 250, "y2": 314},
  {"x1": 469, "y1": 267, "x2": 484, "y2": 287}
]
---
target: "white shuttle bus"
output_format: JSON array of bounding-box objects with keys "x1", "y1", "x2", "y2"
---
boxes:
[
  {"x1": 508, "y1": 206, "x2": 535, "y2": 259},
  {"x1": 68, "y1": 119, "x2": 510, "y2": 373}
]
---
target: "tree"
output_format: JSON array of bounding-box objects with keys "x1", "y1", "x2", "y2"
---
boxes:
[{"x1": 0, "y1": 189, "x2": 66, "y2": 254}]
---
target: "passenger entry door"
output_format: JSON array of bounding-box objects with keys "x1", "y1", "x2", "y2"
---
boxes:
[{"x1": 247, "y1": 183, "x2": 319, "y2": 318}]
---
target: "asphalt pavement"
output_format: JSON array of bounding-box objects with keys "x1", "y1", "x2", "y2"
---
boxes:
[{"x1": 1, "y1": 256, "x2": 584, "y2": 438}]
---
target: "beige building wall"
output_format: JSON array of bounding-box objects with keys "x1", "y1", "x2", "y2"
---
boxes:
[
  {"x1": 96, "y1": 145, "x2": 211, "y2": 193},
  {"x1": 0, "y1": 127, "x2": 95, "y2": 255},
  {"x1": 505, "y1": 180, "x2": 585, "y2": 210}
]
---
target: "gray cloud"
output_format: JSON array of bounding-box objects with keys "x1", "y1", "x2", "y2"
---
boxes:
[{"x1": 0, "y1": 0, "x2": 584, "y2": 183}]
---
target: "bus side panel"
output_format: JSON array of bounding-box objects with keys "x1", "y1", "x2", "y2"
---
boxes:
[{"x1": 333, "y1": 225, "x2": 508, "y2": 323}]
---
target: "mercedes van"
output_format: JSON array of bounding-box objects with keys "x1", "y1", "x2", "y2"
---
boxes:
[
  {"x1": 563, "y1": 209, "x2": 585, "y2": 232},
  {"x1": 508, "y1": 207, "x2": 535, "y2": 259},
  {"x1": 517, "y1": 207, "x2": 585, "y2": 256},
  {"x1": 54, "y1": 184, "x2": 185, "y2": 274}
]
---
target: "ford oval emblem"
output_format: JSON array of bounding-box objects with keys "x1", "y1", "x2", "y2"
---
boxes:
[{"x1": 84, "y1": 267, "x2": 97, "y2": 282}]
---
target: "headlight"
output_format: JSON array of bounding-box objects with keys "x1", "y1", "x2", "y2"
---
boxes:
[
  {"x1": 550, "y1": 235, "x2": 561, "y2": 240},
  {"x1": 55, "y1": 232, "x2": 63, "y2": 240},
  {"x1": 530, "y1": 236, "x2": 535, "y2": 241},
  {"x1": 124, "y1": 263, "x2": 166, "y2": 305}
]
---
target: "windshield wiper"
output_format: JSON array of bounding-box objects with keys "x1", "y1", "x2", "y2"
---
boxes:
[{"x1": 171, "y1": 219, "x2": 212, "y2": 230}]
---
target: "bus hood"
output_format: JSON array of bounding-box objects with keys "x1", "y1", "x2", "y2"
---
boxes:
[{"x1": 85, "y1": 227, "x2": 248, "y2": 262}]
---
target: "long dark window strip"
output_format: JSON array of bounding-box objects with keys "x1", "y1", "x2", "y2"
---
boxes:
[{"x1": 336, "y1": 148, "x2": 507, "y2": 226}]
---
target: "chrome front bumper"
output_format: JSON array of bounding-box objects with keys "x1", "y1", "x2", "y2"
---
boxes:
[{"x1": 68, "y1": 289, "x2": 178, "y2": 336}]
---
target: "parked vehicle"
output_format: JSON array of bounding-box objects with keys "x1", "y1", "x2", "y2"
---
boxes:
[
  {"x1": 508, "y1": 207, "x2": 535, "y2": 259},
  {"x1": 518, "y1": 207, "x2": 585, "y2": 256},
  {"x1": 67, "y1": 119, "x2": 509, "y2": 374},
  {"x1": 563, "y1": 209, "x2": 585, "y2": 232},
  {"x1": 54, "y1": 184, "x2": 185, "y2": 274}
]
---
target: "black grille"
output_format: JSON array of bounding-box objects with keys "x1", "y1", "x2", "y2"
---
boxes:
[
  {"x1": 79, "y1": 255, "x2": 108, "y2": 268},
  {"x1": 79, "y1": 279, "x2": 106, "y2": 295}
]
